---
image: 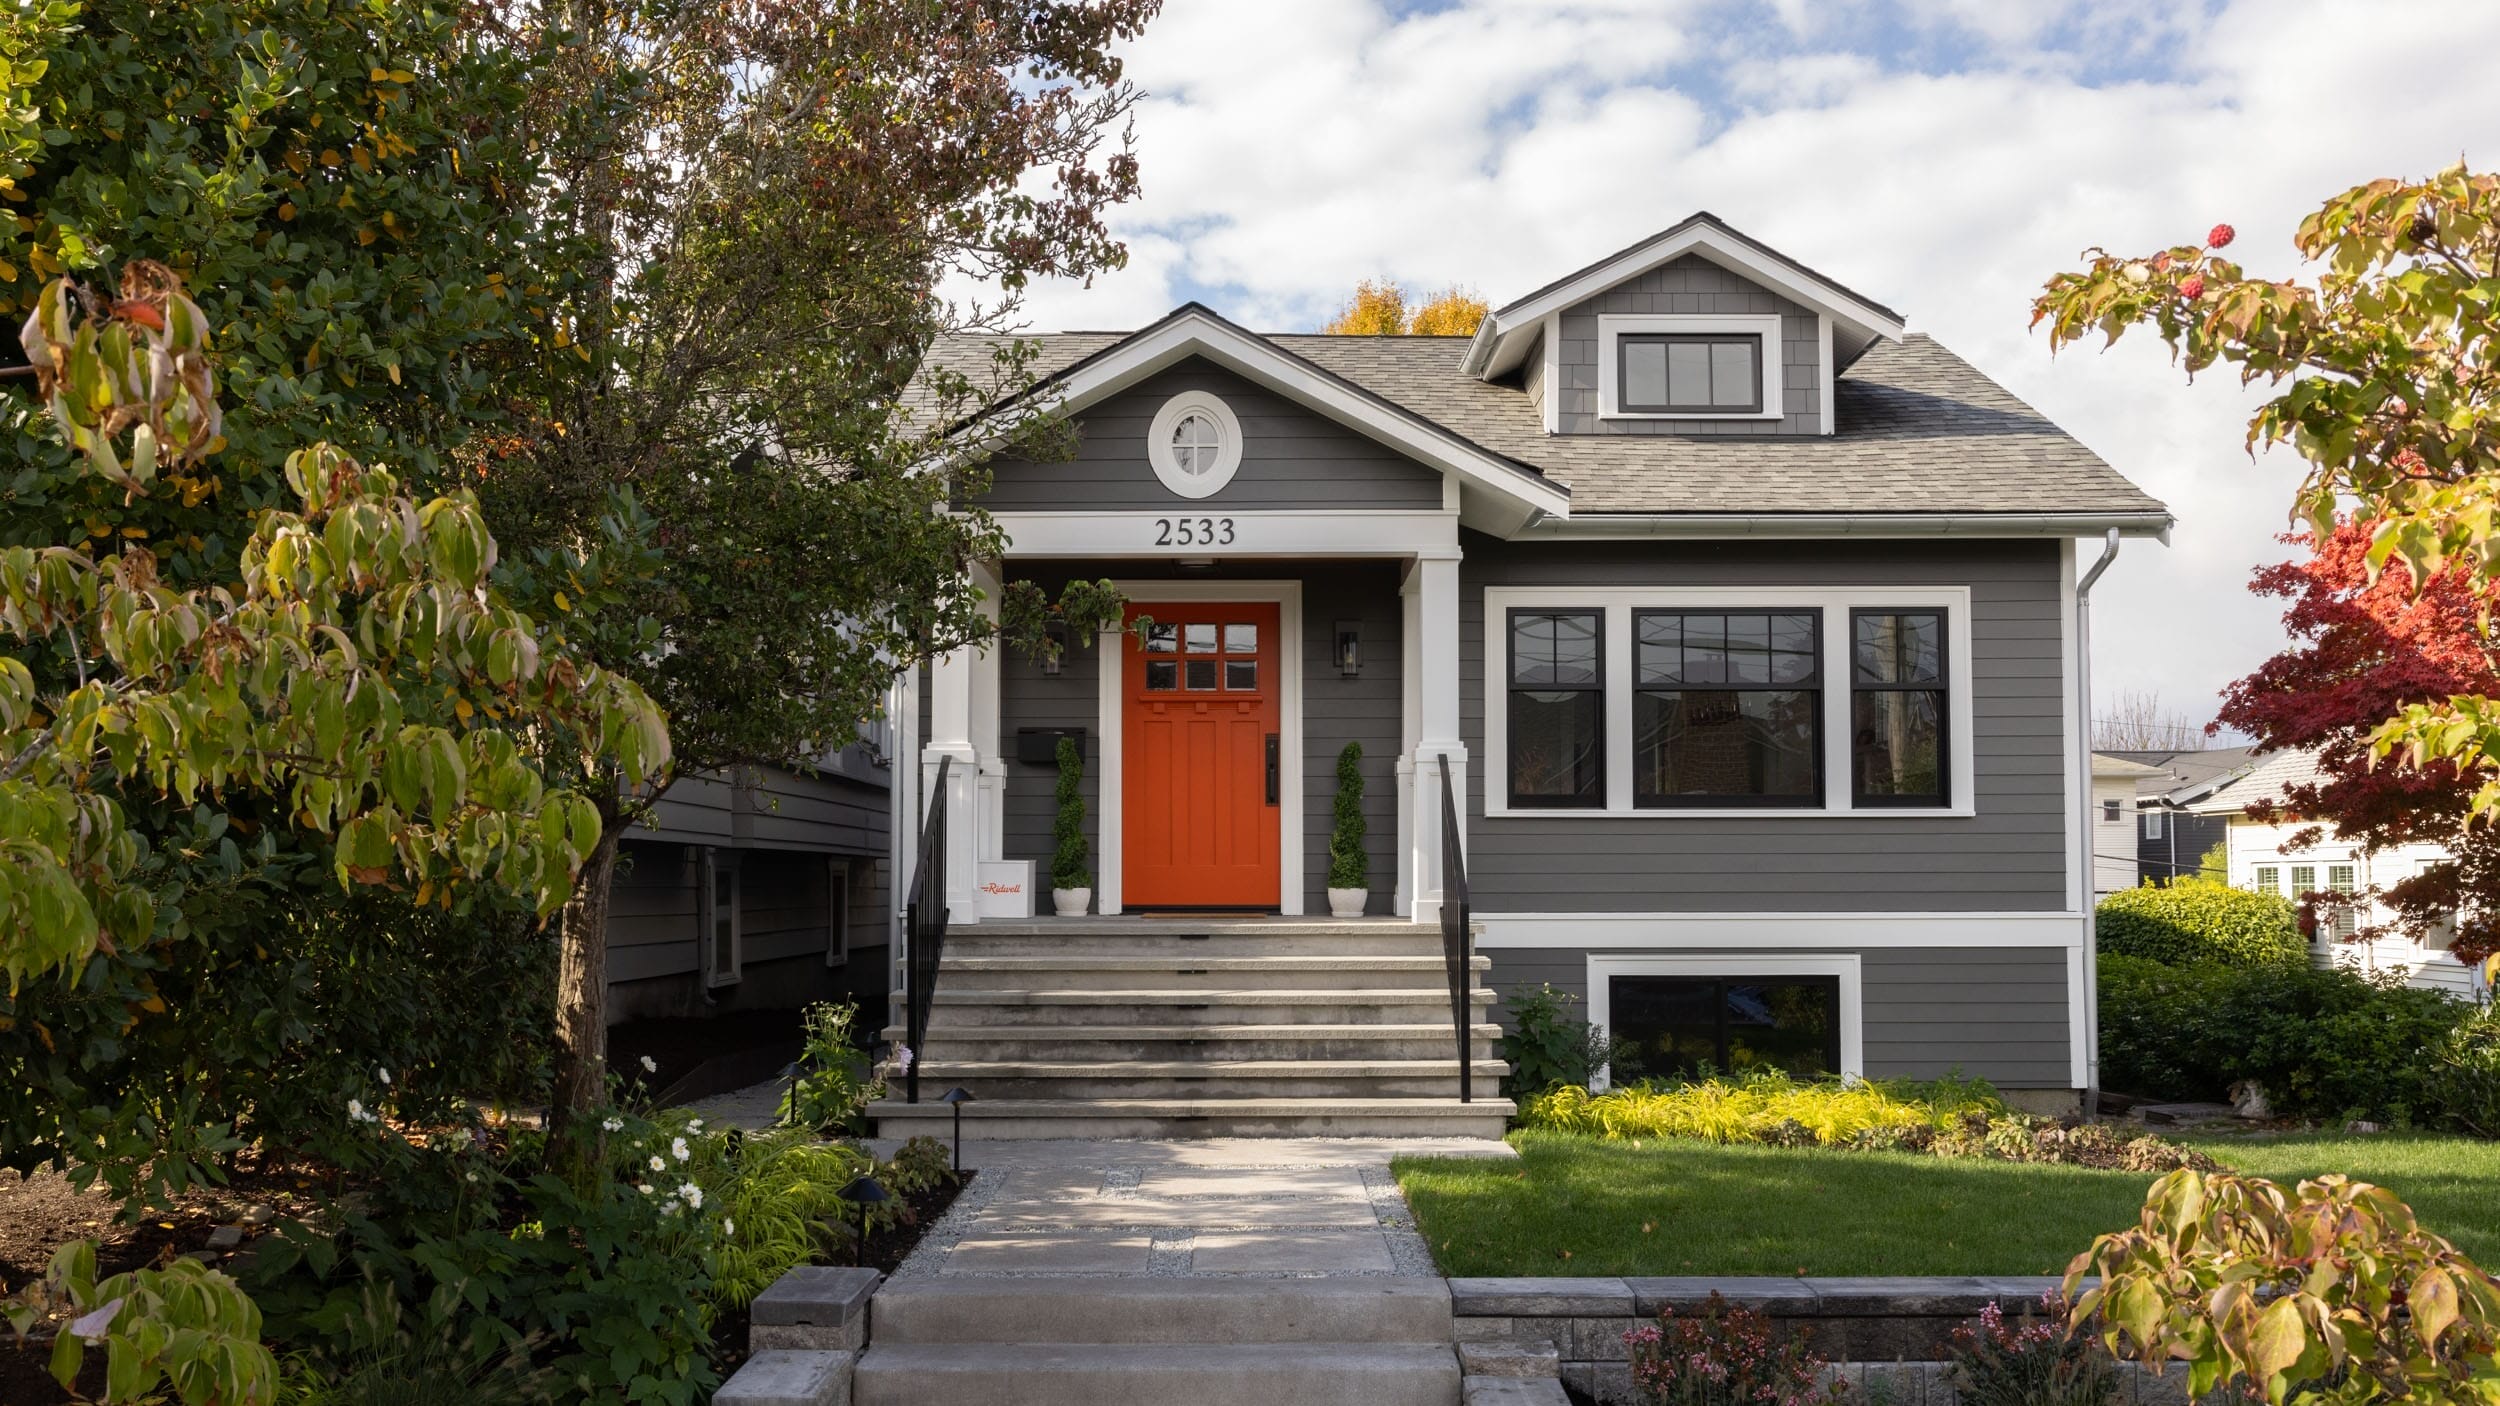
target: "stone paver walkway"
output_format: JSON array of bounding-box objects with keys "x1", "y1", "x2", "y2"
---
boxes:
[{"x1": 865, "y1": 1136, "x2": 1513, "y2": 1279}]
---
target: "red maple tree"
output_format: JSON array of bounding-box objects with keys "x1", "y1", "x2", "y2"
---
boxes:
[{"x1": 2217, "y1": 520, "x2": 2500, "y2": 965}]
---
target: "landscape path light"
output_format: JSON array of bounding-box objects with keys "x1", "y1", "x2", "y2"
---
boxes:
[
  {"x1": 939, "y1": 1086, "x2": 978, "y2": 1176},
  {"x1": 839, "y1": 1173, "x2": 890, "y2": 1267}
]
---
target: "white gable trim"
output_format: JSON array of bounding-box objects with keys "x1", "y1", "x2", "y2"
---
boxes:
[
  {"x1": 973, "y1": 309, "x2": 1571, "y2": 521},
  {"x1": 1467, "y1": 222, "x2": 1906, "y2": 379}
]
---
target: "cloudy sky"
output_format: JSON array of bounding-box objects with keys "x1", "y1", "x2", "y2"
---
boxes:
[{"x1": 1004, "y1": 0, "x2": 2494, "y2": 741}]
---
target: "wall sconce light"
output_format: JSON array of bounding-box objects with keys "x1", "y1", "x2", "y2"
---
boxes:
[
  {"x1": 1335, "y1": 621, "x2": 1361, "y2": 678},
  {"x1": 1040, "y1": 618, "x2": 1070, "y2": 676}
]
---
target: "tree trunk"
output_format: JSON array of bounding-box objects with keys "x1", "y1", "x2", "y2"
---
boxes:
[{"x1": 550, "y1": 804, "x2": 623, "y2": 1180}]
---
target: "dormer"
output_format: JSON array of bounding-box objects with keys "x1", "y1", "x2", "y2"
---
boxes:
[{"x1": 1463, "y1": 213, "x2": 1906, "y2": 438}]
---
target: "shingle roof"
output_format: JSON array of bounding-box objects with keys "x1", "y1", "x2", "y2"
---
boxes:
[
  {"x1": 915, "y1": 324, "x2": 2167, "y2": 520},
  {"x1": 2186, "y1": 749, "x2": 2325, "y2": 816}
]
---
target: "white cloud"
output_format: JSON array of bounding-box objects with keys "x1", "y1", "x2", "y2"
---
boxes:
[{"x1": 1002, "y1": 0, "x2": 2495, "y2": 732}]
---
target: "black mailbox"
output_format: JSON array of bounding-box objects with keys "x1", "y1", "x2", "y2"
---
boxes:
[{"x1": 1015, "y1": 727, "x2": 1087, "y2": 764}]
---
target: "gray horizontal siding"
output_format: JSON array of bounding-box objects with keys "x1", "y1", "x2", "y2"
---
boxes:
[
  {"x1": 1479, "y1": 944, "x2": 2073, "y2": 1089},
  {"x1": 637, "y1": 768, "x2": 886, "y2": 856},
  {"x1": 973, "y1": 360, "x2": 1444, "y2": 512},
  {"x1": 1462, "y1": 535, "x2": 2069, "y2": 913},
  {"x1": 1554, "y1": 255, "x2": 1820, "y2": 436},
  {"x1": 610, "y1": 841, "x2": 700, "y2": 982},
  {"x1": 997, "y1": 562, "x2": 1404, "y2": 914}
]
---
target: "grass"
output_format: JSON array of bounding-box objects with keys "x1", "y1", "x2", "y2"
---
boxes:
[{"x1": 1393, "y1": 1128, "x2": 2500, "y2": 1277}]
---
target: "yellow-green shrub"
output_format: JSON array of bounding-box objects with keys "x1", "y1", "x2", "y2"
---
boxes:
[
  {"x1": 689, "y1": 1128, "x2": 874, "y2": 1309},
  {"x1": 1520, "y1": 1070, "x2": 2004, "y2": 1146}
]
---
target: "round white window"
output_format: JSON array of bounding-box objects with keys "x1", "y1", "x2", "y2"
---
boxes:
[{"x1": 1147, "y1": 390, "x2": 1243, "y2": 499}]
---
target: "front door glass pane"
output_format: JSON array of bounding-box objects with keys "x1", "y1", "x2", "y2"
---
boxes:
[
  {"x1": 1184, "y1": 659, "x2": 1218, "y2": 690},
  {"x1": 1224, "y1": 623, "x2": 1257, "y2": 653},
  {"x1": 1184, "y1": 623, "x2": 1218, "y2": 654},
  {"x1": 1224, "y1": 661, "x2": 1257, "y2": 691},
  {"x1": 1145, "y1": 660, "x2": 1178, "y2": 691},
  {"x1": 1145, "y1": 623, "x2": 1178, "y2": 654}
]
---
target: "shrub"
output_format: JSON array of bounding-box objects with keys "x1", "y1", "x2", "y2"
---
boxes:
[
  {"x1": 1051, "y1": 736, "x2": 1091, "y2": 892},
  {"x1": 5, "y1": 1239, "x2": 279, "y2": 1405},
  {"x1": 1497, "y1": 984, "x2": 1637, "y2": 1096},
  {"x1": 777, "y1": 1000, "x2": 882, "y2": 1133},
  {"x1": 2069, "y1": 1170, "x2": 2500, "y2": 1405},
  {"x1": 1946, "y1": 1296, "x2": 2118, "y2": 1406},
  {"x1": 2429, "y1": 1001, "x2": 2500, "y2": 1137},
  {"x1": 1328, "y1": 741, "x2": 1367, "y2": 891},
  {"x1": 1625, "y1": 1292, "x2": 1843, "y2": 1406},
  {"x1": 1521, "y1": 1069, "x2": 2003, "y2": 1146},
  {"x1": 2094, "y1": 878, "x2": 2304, "y2": 968},
  {"x1": 2097, "y1": 955, "x2": 2472, "y2": 1124}
]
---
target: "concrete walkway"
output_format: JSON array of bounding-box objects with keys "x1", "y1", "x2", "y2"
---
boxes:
[{"x1": 866, "y1": 1136, "x2": 1513, "y2": 1279}]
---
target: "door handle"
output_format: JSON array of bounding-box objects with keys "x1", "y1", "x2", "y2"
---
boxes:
[{"x1": 1265, "y1": 733, "x2": 1280, "y2": 806}]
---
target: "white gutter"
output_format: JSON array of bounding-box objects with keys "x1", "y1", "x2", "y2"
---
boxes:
[
  {"x1": 1514, "y1": 512, "x2": 2175, "y2": 541},
  {"x1": 2075, "y1": 527, "x2": 2122, "y2": 1115}
]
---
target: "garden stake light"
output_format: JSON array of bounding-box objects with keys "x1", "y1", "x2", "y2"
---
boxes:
[
  {"x1": 939, "y1": 1087, "x2": 977, "y2": 1175},
  {"x1": 839, "y1": 1173, "x2": 890, "y2": 1267}
]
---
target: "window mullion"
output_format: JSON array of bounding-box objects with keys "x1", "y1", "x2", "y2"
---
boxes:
[
  {"x1": 1822, "y1": 605, "x2": 1848, "y2": 812},
  {"x1": 1606, "y1": 604, "x2": 1633, "y2": 812}
]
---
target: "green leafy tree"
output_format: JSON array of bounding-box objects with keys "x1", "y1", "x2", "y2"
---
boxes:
[
  {"x1": 457, "y1": 0, "x2": 1161, "y2": 1138},
  {"x1": 1051, "y1": 735, "x2": 1090, "y2": 892},
  {"x1": 2034, "y1": 165, "x2": 2500, "y2": 810}
]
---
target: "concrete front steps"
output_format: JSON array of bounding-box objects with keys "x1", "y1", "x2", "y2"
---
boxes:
[
  {"x1": 854, "y1": 1277, "x2": 1463, "y2": 1406},
  {"x1": 869, "y1": 919, "x2": 1515, "y2": 1139}
]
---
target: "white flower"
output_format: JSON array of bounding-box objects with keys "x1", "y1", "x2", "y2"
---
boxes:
[
  {"x1": 377, "y1": 1068, "x2": 391, "y2": 1086},
  {"x1": 671, "y1": 1137, "x2": 690, "y2": 1162},
  {"x1": 602, "y1": 1116, "x2": 625, "y2": 1133},
  {"x1": 721, "y1": 1217, "x2": 735, "y2": 1236},
  {"x1": 464, "y1": 1171, "x2": 480, "y2": 1184},
  {"x1": 685, "y1": 1118, "x2": 703, "y2": 1131},
  {"x1": 346, "y1": 1098, "x2": 375, "y2": 1125},
  {"x1": 638, "y1": 1055, "x2": 657, "y2": 1073},
  {"x1": 637, "y1": 1184, "x2": 653, "y2": 1195},
  {"x1": 677, "y1": 1183, "x2": 703, "y2": 1210},
  {"x1": 69, "y1": 1297, "x2": 123, "y2": 1343},
  {"x1": 648, "y1": 1155, "x2": 665, "y2": 1172}
]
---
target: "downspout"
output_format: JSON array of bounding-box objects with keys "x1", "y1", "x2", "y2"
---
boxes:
[{"x1": 2076, "y1": 528, "x2": 2122, "y2": 1116}]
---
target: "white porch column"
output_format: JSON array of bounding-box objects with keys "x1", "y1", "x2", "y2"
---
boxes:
[
  {"x1": 923, "y1": 627, "x2": 984, "y2": 926},
  {"x1": 1409, "y1": 551, "x2": 1466, "y2": 926},
  {"x1": 969, "y1": 561, "x2": 1007, "y2": 866},
  {"x1": 1394, "y1": 562, "x2": 1423, "y2": 917}
]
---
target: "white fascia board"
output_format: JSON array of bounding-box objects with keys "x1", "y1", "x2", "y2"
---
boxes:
[
  {"x1": 1007, "y1": 311, "x2": 1571, "y2": 520},
  {"x1": 1483, "y1": 912, "x2": 2084, "y2": 948},
  {"x1": 1514, "y1": 512, "x2": 2176, "y2": 541},
  {"x1": 991, "y1": 509, "x2": 1459, "y2": 559},
  {"x1": 1472, "y1": 224, "x2": 1907, "y2": 378}
]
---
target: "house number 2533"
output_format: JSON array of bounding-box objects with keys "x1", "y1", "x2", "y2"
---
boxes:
[{"x1": 1155, "y1": 516, "x2": 1235, "y2": 546}]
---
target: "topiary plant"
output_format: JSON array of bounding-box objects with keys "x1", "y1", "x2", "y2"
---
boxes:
[
  {"x1": 1328, "y1": 741, "x2": 1367, "y2": 891},
  {"x1": 2094, "y1": 878, "x2": 2305, "y2": 968},
  {"x1": 1051, "y1": 735, "x2": 1091, "y2": 892}
]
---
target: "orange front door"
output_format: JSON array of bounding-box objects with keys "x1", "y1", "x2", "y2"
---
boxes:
[{"x1": 1122, "y1": 602, "x2": 1282, "y2": 909}]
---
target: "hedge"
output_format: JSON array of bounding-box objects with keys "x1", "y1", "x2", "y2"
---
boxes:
[{"x1": 2094, "y1": 878, "x2": 2304, "y2": 968}]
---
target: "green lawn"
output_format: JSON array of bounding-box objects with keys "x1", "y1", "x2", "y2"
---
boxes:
[{"x1": 1393, "y1": 1129, "x2": 2500, "y2": 1277}]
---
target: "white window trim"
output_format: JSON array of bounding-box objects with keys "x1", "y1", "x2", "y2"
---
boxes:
[
  {"x1": 1585, "y1": 951, "x2": 1865, "y2": 1089},
  {"x1": 1482, "y1": 585, "x2": 1976, "y2": 819},
  {"x1": 1597, "y1": 314, "x2": 1785, "y2": 421},
  {"x1": 1146, "y1": 389, "x2": 1243, "y2": 499},
  {"x1": 2141, "y1": 811, "x2": 2165, "y2": 839}
]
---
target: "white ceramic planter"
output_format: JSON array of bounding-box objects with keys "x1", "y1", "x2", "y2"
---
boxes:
[
  {"x1": 1327, "y1": 887, "x2": 1368, "y2": 919},
  {"x1": 1052, "y1": 887, "x2": 1092, "y2": 917}
]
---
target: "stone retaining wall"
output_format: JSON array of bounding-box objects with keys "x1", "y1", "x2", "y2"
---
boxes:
[{"x1": 1450, "y1": 1275, "x2": 2194, "y2": 1406}]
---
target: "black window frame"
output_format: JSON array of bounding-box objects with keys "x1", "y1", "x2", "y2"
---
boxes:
[
  {"x1": 1615, "y1": 332, "x2": 1765, "y2": 415},
  {"x1": 1608, "y1": 973, "x2": 1843, "y2": 1082},
  {"x1": 1505, "y1": 607, "x2": 1606, "y2": 810},
  {"x1": 1848, "y1": 608, "x2": 1950, "y2": 808},
  {"x1": 1630, "y1": 608, "x2": 1824, "y2": 809}
]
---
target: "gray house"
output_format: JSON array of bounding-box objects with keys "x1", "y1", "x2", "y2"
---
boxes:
[{"x1": 870, "y1": 213, "x2": 2171, "y2": 1139}]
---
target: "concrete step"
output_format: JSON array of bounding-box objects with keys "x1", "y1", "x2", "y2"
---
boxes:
[
  {"x1": 854, "y1": 1342, "x2": 1460, "y2": 1406},
  {"x1": 936, "y1": 954, "x2": 1491, "y2": 992},
  {"x1": 896, "y1": 988, "x2": 1497, "y2": 1027},
  {"x1": 943, "y1": 922, "x2": 1449, "y2": 957},
  {"x1": 871, "y1": 1276, "x2": 1453, "y2": 1345},
  {"x1": 905, "y1": 1023, "x2": 1503, "y2": 1062},
  {"x1": 867, "y1": 1095, "x2": 1515, "y2": 1139},
  {"x1": 906, "y1": 1058, "x2": 1510, "y2": 1100}
]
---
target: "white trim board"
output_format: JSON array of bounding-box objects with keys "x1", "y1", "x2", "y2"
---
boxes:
[
  {"x1": 1094, "y1": 578, "x2": 1305, "y2": 916},
  {"x1": 992, "y1": 509, "x2": 1460, "y2": 560},
  {"x1": 1585, "y1": 951, "x2": 1865, "y2": 1088},
  {"x1": 1481, "y1": 584, "x2": 1978, "y2": 819},
  {"x1": 1475, "y1": 912, "x2": 2083, "y2": 949}
]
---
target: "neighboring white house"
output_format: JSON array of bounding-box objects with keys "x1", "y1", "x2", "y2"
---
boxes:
[
  {"x1": 2090, "y1": 753, "x2": 2164, "y2": 895},
  {"x1": 2188, "y1": 749, "x2": 2490, "y2": 999}
]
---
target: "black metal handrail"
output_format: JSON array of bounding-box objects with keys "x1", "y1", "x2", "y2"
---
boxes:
[
  {"x1": 903, "y1": 755, "x2": 951, "y2": 1104},
  {"x1": 1438, "y1": 754, "x2": 1473, "y2": 1104}
]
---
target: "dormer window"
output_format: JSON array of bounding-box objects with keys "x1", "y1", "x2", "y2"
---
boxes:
[
  {"x1": 1597, "y1": 314, "x2": 1785, "y2": 421},
  {"x1": 1619, "y1": 334, "x2": 1761, "y2": 414}
]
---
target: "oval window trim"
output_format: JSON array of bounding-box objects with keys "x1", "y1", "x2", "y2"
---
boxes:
[{"x1": 1147, "y1": 390, "x2": 1244, "y2": 499}]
